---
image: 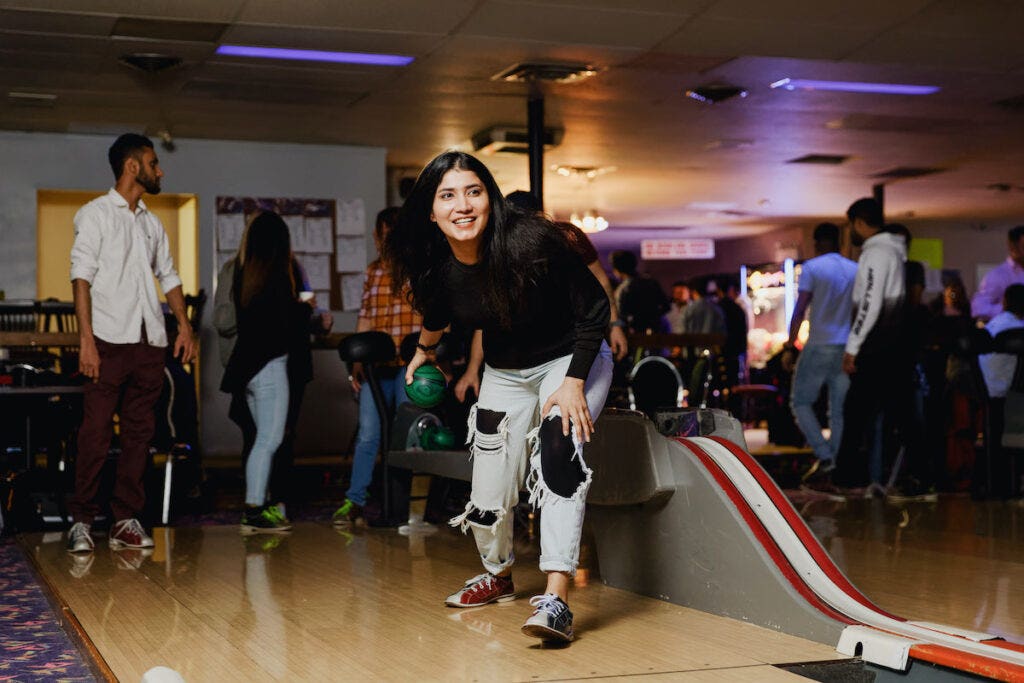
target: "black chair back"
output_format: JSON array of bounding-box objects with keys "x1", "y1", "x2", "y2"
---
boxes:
[
  {"x1": 338, "y1": 331, "x2": 400, "y2": 523},
  {"x1": 628, "y1": 356, "x2": 683, "y2": 421}
]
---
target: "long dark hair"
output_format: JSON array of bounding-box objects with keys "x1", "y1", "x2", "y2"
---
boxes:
[
  {"x1": 237, "y1": 211, "x2": 295, "y2": 309},
  {"x1": 386, "y1": 151, "x2": 562, "y2": 327}
]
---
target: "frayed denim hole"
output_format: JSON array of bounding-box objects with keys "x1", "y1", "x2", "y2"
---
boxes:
[
  {"x1": 538, "y1": 416, "x2": 586, "y2": 498},
  {"x1": 476, "y1": 408, "x2": 505, "y2": 434},
  {"x1": 466, "y1": 508, "x2": 499, "y2": 527}
]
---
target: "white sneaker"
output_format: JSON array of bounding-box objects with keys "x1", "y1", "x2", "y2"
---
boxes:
[
  {"x1": 521, "y1": 594, "x2": 574, "y2": 642},
  {"x1": 66, "y1": 522, "x2": 94, "y2": 554}
]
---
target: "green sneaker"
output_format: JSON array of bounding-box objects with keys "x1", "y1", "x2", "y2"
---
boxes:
[
  {"x1": 332, "y1": 499, "x2": 365, "y2": 528},
  {"x1": 264, "y1": 504, "x2": 290, "y2": 526},
  {"x1": 241, "y1": 505, "x2": 292, "y2": 534}
]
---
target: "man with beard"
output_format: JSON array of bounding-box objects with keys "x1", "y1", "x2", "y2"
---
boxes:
[{"x1": 66, "y1": 133, "x2": 197, "y2": 556}]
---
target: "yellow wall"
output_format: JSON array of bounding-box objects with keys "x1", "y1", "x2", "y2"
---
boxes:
[{"x1": 36, "y1": 190, "x2": 198, "y2": 301}]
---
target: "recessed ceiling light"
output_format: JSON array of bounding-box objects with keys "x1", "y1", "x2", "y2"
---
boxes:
[
  {"x1": 549, "y1": 165, "x2": 617, "y2": 179},
  {"x1": 704, "y1": 138, "x2": 755, "y2": 151},
  {"x1": 215, "y1": 45, "x2": 414, "y2": 66},
  {"x1": 770, "y1": 78, "x2": 939, "y2": 96},
  {"x1": 685, "y1": 201, "x2": 737, "y2": 211},
  {"x1": 8, "y1": 91, "x2": 57, "y2": 107}
]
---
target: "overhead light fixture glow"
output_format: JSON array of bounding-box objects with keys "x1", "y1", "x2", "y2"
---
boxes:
[
  {"x1": 216, "y1": 44, "x2": 414, "y2": 67},
  {"x1": 769, "y1": 78, "x2": 939, "y2": 96},
  {"x1": 570, "y1": 210, "x2": 608, "y2": 233}
]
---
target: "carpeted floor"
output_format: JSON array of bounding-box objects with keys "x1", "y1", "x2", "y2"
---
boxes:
[{"x1": 0, "y1": 537, "x2": 97, "y2": 682}]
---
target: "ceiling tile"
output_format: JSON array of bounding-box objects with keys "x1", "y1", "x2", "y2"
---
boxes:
[
  {"x1": 222, "y1": 24, "x2": 445, "y2": 56},
  {"x1": 0, "y1": 0, "x2": 247, "y2": 22},
  {"x1": 237, "y1": 0, "x2": 477, "y2": 34},
  {"x1": 702, "y1": 0, "x2": 933, "y2": 29},
  {"x1": 0, "y1": 8, "x2": 114, "y2": 36},
  {"x1": 659, "y1": 17, "x2": 879, "y2": 60},
  {"x1": 512, "y1": 0, "x2": 710, "y2": 13},
  {"x1": 458, "y1": 1, "x2": 692, "y2": 49}
]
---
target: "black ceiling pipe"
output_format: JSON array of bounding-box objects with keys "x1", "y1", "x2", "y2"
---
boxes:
[
  {"x1": 527, "y1": 81, "x2": 544, "y2": 211},
  {"x1": 872, "y1": 183, "x2": 885, "y2": 220}
]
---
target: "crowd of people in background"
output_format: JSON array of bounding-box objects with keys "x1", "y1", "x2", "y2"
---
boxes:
[{"x1": 605, "y1": 197, "x2": 1024, "y2": 502}]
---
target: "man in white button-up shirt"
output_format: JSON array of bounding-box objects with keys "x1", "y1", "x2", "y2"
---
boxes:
[{"x1": 66, "y1": 133, "x2": 197, "y2": 556}]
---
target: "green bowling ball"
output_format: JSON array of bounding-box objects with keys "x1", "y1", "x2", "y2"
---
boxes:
[{"x1": 405, "y1": 364, "x2": 446, "y2": 408}]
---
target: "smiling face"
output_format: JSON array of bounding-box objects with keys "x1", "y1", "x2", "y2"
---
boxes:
[{"x1": 430, "y1": 168, "x2": 491, "y2": 262}]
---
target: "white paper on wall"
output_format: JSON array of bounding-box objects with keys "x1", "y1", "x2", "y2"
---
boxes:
[
  {"x1": 283, "y1": 214, "x2": 306, "y2": 252},
  {"x1": 216, "y1": 214, "x2": 245, "y2": 251},
  {"x1": 304, "y1": 216, "x2": 334, "y2": 253},
  {"x1": 341, "y1": 273, "x2": 365, "y2": 311},
  {"x1": 336, "y1": 199, "x2": 366, "y2": 235},
  {"x1": 335, "y1": 236, "x2": 365, "y2": 272},
  {"x1": 302, "y1": 254, "x2": 331, "y2": 290}
]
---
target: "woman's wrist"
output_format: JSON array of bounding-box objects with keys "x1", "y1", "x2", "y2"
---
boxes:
[{"x1": 417, "y1": 340, "x2": 440, "y2": 352}]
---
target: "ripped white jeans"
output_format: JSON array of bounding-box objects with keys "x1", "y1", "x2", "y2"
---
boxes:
[{"x1": 450, "y1": 343, "x2": 613, "y2": 576}]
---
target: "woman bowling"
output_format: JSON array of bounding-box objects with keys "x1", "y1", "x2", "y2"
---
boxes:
[{"x1": 387, "y1": 151, "x2": 613, "y2": 642}]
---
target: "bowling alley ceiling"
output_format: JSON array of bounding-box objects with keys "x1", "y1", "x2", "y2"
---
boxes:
[{"x1": 3, "y1": 0, "x2": 1024, "y2": 235}]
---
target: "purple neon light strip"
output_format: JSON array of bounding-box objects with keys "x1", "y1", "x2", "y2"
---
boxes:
[
  {"x1": 216, "y1": 44, "x2": 414, "y2": 66},
  {"x1": 770, "y1": 78, "x2": 939, "y2": 95}
]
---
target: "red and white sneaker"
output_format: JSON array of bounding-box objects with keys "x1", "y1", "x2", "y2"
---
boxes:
[
  {"x1": 109, "y1": 518, "x2": 155, "y2": 549},
  {"x1": 445, "y1": 572, "x2": 515, "y2": 608}
]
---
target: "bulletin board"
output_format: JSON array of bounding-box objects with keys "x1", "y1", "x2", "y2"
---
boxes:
[{"x1": 214, "y1": 196, "x2": 368, "y2": 311}]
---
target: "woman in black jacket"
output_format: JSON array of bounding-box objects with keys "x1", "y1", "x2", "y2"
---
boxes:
[{"x1": 221, "y1": 211, "x2": 312, "y2": 533}]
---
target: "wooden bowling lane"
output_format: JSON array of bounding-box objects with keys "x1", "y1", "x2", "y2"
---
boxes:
[
  {"x1": 23, "y1": 523, "x2": 843, "y2": 682},
  {"x1": 798, "y1": 496, "x2": 1024, "y2": 642}
]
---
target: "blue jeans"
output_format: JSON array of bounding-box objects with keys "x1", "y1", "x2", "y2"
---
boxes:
[
  {"x1": 790, "y1": 344, "x2": 849, "y2": 462},
  {"x1": 346, "y1": 368, "x2": 411, "y2": 506},
  {"x1": 245, "y1": 355, "x2": 290, "y2": 506}
]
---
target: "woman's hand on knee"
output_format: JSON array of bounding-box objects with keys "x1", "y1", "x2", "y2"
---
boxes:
[{"x1": 542, "y1": 378, "x2": 593, "y2": 443}]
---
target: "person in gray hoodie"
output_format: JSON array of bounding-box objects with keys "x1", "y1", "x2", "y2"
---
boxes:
[{"x1": 819, "y1": 198, "x2": 932, "y2": 498}]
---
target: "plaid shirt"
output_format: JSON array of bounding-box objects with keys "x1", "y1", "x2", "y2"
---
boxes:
[{"x1": 359, "y1": 260, "x2": 421, "y2": 362}]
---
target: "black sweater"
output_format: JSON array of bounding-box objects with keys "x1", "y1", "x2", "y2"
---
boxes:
[
  {"x1": 220, "y1": 270, "x2": 312, "y2": 394},
  {"x1": 422, "y1": 246, "x2": 609, "y2": 380}
]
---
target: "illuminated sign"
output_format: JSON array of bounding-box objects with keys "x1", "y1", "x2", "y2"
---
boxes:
[{"x1": 640, "y1": 238, "x2": 715, "y2": 260}]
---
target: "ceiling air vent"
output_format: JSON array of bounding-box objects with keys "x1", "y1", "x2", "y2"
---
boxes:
[
  {"x1": 471, "y1": 126, "x2": 564, "y2": 155},
  {"x1": 685, "y1": 84, "x2": 747, "y2": 104},
  {"x1": 871, "y1": 167, "x2": 945, "y2": 180},
  {"x1": 493, "y1": 62, "x2": 599, "y2": 84},
  {"x1": 119, "y1": 53, "x2": 183, "y2": 73},
  {"x1": 787, "y1": 154, "x2": 849, "y2": 165},
  {"x1": 994, "y1": 93, "x2": 1024, "y2": 112}
]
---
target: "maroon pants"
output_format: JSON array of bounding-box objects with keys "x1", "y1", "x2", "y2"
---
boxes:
[{"x1": 69, "y1": 338, "x2": 165, "y2": 524}]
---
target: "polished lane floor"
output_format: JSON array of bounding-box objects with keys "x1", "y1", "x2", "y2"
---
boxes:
[
  {"x1": 22, "y1": 494, "x2": 1024, "y2": 681},
  {"x1": 25, "y1": 519, "x2": 841, "y2": 682}
]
